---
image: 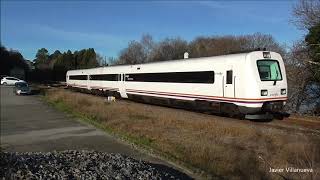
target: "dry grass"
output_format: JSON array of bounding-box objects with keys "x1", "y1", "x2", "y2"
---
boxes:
[{"x1": 45, "y1": 88, "x2": 320, "y2": 179}]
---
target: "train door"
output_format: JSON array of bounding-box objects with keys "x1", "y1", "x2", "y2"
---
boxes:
[
  {"x1": 119, "y1": 73, "x2": 128, "y2": 98},
  {"x1": 224, "y1": 69, "x2": 235, "y2": 98}
]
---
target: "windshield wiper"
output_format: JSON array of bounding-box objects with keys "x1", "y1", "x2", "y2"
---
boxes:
[{"x1": 273, "y1": 70, "x2": 279, "y2": 85}]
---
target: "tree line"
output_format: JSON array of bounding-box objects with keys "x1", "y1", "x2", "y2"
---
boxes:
[
  {"x1": 0, "y1": 46, "x2": 29, "y2": 76},
  {"x1": 0, "y1": 46, "x2": 101, "y2": 82},
  {"x1": 30, "y1": 48, "x2": 99, "y2": 81},
  {"x1": 114, "y1": 33, "x2": 284, "y2": 65}
]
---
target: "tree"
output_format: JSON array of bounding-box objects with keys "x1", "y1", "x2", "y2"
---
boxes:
[
  {"x1": 305, "y1": 23, "x2": 320, "y2": 114},
  {"x1": 107, "y1": 57, "x2": 119, "y2": 66},
  {"x1": 52, "y1": 51, "x2": 74, "y2": 81},
  {"x1": 242, "y1": 33, "x2": 286, "y2": 54},
  {"x1": 116, "y1": 33, "x2": 285, "y2": 65},
  {"x1": 49, "y1": 50, "x2": 62, "y2": 69},
  {"x1": 117, "y1": 34, "x2": 156, "y2": 65},
  {"x1": 189, "y1": 36, "x2": 245, "y2": 58},
  {"x1": 50, "y1": 50, "x2": 62, "y2": 59},
  {"x1": 35, "y1": 48, "x2": 50, "y2": 69},
  {"x1": 292, "y1": 0, "x2": 320, "y2": 30},
  {"x1": 289, "y1": 0, "x2": 320, "y2": 114},
  {"x1": 306, "y1": 23, "x2": 320, "y2": 60},
  {"x1": 85, "y1": 48, "x2": 98, "y2": 68},
  {"x1": 118, "y1": 40, "x2": 147, "y2": 64},
  {"x1": 149, "y1": 37, "x2": 188, "y2": 62},
  {"x1": 0, "y1": 45, "x2": 29, "y2": 76},
  {"x1": 285, "y1": 41, "x2": 312, "y2": 112},
  {"x1": 140, "y1": 34, "x2": 155, "y2": 62},
  {"x1": 0, "y1": 46, "x2": 11, "y2": 75},
  {"x1": 306, "y1": 23, "x2": 320, "y2": 80},
  {"x1": 96, "y1": 53, "x2": 104, "y2": 66},
  {"x1": 50, "y1": 48, "x2": 99, "y2": 80},
  {"x1": 74, "y1": 48, "x2": 98, "y2": 69},
  {"x1": 188, "y1": 33, "x2": 285, "y2": 58}
]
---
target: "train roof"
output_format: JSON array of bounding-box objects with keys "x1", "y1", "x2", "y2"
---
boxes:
[{"x1": 67, "y1": 51, "x2": 279, "y2": 73}]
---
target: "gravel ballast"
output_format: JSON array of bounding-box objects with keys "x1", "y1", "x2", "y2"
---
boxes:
[{"x1": 1, "y1": 150, "x2": 192, "y2": 179}]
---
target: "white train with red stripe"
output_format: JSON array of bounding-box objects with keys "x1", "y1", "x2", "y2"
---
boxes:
[{"x1": 66, "y1": 51, "x2": 287, "y2": 119}]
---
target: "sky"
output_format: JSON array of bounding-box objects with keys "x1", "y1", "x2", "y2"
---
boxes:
[{"x1": 1, "y1": 0, "x2": 304, "y2": 60}]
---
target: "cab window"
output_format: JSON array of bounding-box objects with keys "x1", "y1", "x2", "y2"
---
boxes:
[{"x1": 257, "y1": 60, "x2": 282, "y2": 81}]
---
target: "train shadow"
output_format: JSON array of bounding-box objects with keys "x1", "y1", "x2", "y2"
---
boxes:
[
  {"x1": 246, "y1": 112, "x2": 290, "y2": 122},
  {"x1": 273, "y1": 112, "x2": 290, "y2": 120}
]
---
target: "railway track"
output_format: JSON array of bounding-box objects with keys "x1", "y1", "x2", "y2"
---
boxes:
[
  {"x1": 150, "y1": 103, "x2": 320, "y2": 136},
  {"x1": 270, "y1": 116, "x2": 320, "y2": 134},
  {"x1": 222, "y1": 113, "x2": 320, "y2": 136}
]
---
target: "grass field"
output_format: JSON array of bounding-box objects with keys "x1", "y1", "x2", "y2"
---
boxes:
[{"x1": 44, "y1": 88, "x2": 320, "y2": 179}]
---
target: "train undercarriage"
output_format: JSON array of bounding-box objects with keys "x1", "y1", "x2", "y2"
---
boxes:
[{"x1": 67, "y1": 86, "x2": 288, "y2": 121}]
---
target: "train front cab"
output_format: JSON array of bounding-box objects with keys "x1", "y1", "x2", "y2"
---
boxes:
[{"x1": 241, "y1": 51, "x2": 288, "y2": 120}]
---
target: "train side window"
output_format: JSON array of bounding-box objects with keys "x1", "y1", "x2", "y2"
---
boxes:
[
  {"x1": 90, "y1": 74, "x2": 118, "y2": 81},
  {"x1": 125, "y1": 71, "x2": 214, "y2": 84},
  {"x1": 69, "y1": 75, "x2": 88, "y2": 80},
  {"x1": 226, "y1": 70, "x2": 233, "y2": 84}
]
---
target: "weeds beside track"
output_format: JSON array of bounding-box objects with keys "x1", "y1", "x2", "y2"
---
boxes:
[{"x1": 43, "y1": 88, "x2": 320, "y2": 179}]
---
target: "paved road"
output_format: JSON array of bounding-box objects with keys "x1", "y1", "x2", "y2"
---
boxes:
[{"x1": 0, "y1": 86, "x2": 166, "y2": 163}]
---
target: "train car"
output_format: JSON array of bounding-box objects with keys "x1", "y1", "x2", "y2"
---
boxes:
[{"x1": 66, "y1": 51, "x2": 287, "y2": 119}]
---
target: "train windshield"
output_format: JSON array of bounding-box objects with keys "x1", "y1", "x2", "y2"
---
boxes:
[{"x1": 257, "y1": 60, "x2": 282, "y2": 81}]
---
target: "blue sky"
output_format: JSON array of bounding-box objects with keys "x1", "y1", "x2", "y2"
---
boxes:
[{"x1": 1, "y1": 0, "x2": 303, "y2": 60}]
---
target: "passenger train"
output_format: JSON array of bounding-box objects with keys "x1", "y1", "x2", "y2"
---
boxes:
[{"x1": 66, "y1": 51, "x2": 288, "y2": 119}]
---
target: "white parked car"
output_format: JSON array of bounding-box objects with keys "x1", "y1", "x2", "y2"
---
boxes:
[{"x1": 1, "y1": 76, "x2": 26, "y2": 85}]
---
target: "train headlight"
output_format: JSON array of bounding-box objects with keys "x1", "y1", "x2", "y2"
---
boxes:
[
  {"x1": 281, "y1": 89, "x2": 286, "y2": 95},
  {"x1": 261, "y1": 90, "x2": 268, "y2": 96}
]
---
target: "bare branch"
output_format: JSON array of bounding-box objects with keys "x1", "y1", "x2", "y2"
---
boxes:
[{"x1": 292, "y1": 0, "x2": 320, "y2": 30}]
